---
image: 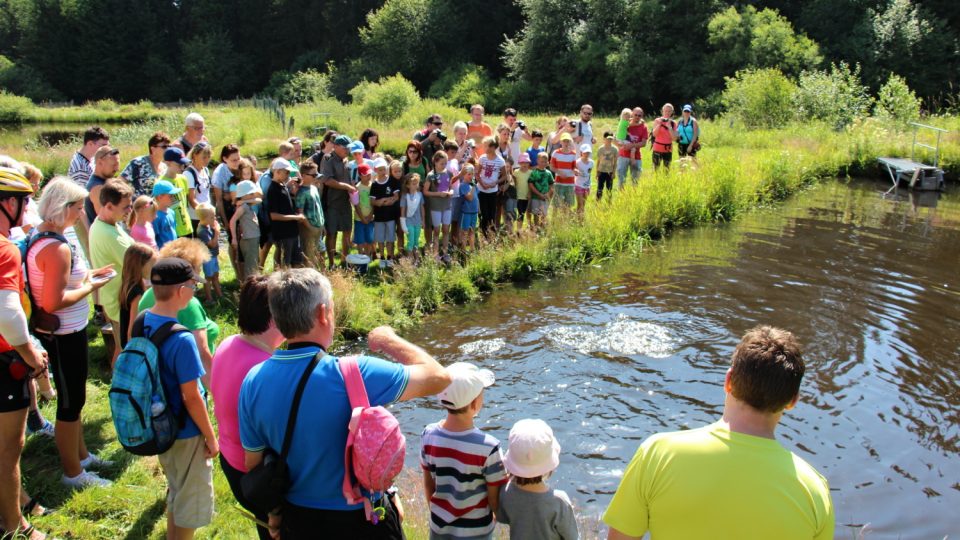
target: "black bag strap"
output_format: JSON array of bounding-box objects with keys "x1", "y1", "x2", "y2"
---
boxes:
[
  {"x1": 280, "y1": 352, "x2": 321, "y2": 460},
  {"x1": 24, "y1": 231, "x2": 74, "y2": 312}
]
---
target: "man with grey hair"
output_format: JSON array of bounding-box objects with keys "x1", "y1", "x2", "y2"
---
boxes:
[
  {"x1": 238, "y1": 268, "x2": 450, "y2": 539},
  {"x1": 176, "y1": 112, "x2": 207, "y2": 153}
]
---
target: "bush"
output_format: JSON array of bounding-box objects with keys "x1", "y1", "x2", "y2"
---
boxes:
[
  {"x1": 0, "y1": 90, "x2": 34, "y2": 123},
  {"x1": 267, "y1": 67, "x2": 333, "y2": 105},
  {"x1": 721, "y1": 68, "x2": 797, "y2": 129},
  {"x1": 875, "y1": 73, "x2": 921, "y2": 122},
  {"x1": 427, "y1": 64, "x2": 493, "y2": 110},
  {"x1": 349, "y1": 74, "x2": 420, "y2": 123},
  {"x1": 794, "y1": 63, "x2": 873, "y2": 129}
]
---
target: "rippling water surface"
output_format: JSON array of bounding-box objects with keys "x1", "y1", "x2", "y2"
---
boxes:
[{"x1": 385, "y1": 180, "x2": 960, "y2": 538}]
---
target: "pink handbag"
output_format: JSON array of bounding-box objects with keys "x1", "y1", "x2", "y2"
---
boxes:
[{"x1": 339, "y1": 356, "x2": 406, "y2": 524}]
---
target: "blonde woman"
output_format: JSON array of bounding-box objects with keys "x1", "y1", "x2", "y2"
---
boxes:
[{"x1": 29, "y1": 178, "x2": 116, "y2": 489}]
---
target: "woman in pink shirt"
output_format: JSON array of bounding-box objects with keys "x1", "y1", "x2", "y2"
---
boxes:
[{"x1": 210, "y1": 276, "x2": 284, "y2": 539}]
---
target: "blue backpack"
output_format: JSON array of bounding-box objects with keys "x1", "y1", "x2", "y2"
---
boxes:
[{"x1": 109, "y1": 312, "x2": 188, "y2": 456}]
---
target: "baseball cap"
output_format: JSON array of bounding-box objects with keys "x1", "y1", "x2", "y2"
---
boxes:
[
  {"x1": 559, "y1": 133, "x2": 573, "y2": 142},
  {"x1": 502, "y1": 419, "x2": 561, "y2": 478},
  {"x1": 150, "y1": 257, "x2": 203, "y2": 285},
  {"x1": 235, "y1": 180, "x2": 262, "y2": 199},
  {"x1": 682, "y1": 104, "x2": 693, "y2": 112},
  {"x1": 437, "y1": 362, "x2": 495, "y2": 410},
  {"x1": 579, "y1": 143, "x2": 592, "y2": 154},
  {"x1": 94, "y1": 146, "x2": 120, "y2": 160},
  {"x1": 517, "y1": 153, "x2": 531, "y2": 164},
  {"x1": 348, "y1": 141, "x2": 365, "y2": 154},
  {"x1": 371, "y1": 158, "x2": 388, "y2": 170},
  {"x1": 271, "y1": 158, "x2": 296, "y2": 172},
  {"x1": 163, "y1": 147, "x2": 191, "y2": 165},
  {"x1": 357, "y1": 163, "x2": 372, "y2": 176},
  {"x1": 333, "y1": 135, "x2": 353, "y2": 147},
  {"x1": 605, "y1": 134, "x2": 615, "y2": 140},
  {"x1": 152, "y1": 179, "x2": 182, "y2": 197}
]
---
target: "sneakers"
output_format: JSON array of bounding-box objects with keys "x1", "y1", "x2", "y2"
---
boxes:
[
  {"x1": 26, "y1": 420, "x2": 55, "y2": 438},
  {"x1": 61, "y1": 470, "x2": 111, "y2": 489},
  {"x1": 80, "y1": 453, "x2": 114, "y2": 469}
]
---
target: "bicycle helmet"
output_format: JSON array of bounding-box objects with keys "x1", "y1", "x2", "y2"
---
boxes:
[{"x1": 0, "y1": 166, "x2": 34, "y2": 197}]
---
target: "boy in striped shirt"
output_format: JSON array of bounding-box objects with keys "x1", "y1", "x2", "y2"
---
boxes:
[
  {"x1": 549, "y1": 133, "x2": 577, "y2": 208},
  {"x1": 421, "y1": 362, "x2": 507, "y2": 539}
]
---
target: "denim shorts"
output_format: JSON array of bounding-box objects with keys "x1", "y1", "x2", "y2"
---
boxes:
[
  {"x1": 374, "y1": 220, "x2": 396, "y2": 242},
  {"x1": 460, "y1": 212, "x2": 478, "y2": 230},
  {"x1": 202, "y1": 256, "x2": 219, "y2": 277},
  {"x1": 354, "y1": 221, "x2": 375, "y2": 244}
]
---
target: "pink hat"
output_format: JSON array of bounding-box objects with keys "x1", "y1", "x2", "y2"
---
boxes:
[
  {"x1": 503, "y1": 419, "x2": 560, "y2": 478},
  {"x1": 518, "y1": 153, "x2": 531, "y2": 164}
]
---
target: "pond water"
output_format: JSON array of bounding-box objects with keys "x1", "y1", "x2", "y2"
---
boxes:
[{"x1": 388, "y1": 179, "x2": 960, "y2": 539}]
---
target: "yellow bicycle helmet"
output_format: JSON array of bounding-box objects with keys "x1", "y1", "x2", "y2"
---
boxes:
[{"x1": 0, "y1": 166, "x2": 34, "y2": 196}]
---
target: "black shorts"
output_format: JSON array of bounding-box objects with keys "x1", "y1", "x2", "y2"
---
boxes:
[
  {"x1": 678, "y1": 142, "x2": 699, "y2": 157},
  {"x1": 38, "y1": 329, "x2": 88, "y2": 422},
  {"x1": 220, "y1": 455, "x2": 271, "y2": 540},
  {"x1": 281, "y1": 495, "x2": 403, "y2": 540},
  {"x1": 0, "y1": 351, "x2": 30, "y2": 412}
]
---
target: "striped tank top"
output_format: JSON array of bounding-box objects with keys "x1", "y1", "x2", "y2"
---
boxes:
[{"x1": 26, "y1": 232, "x2": 90, "y2": 334}]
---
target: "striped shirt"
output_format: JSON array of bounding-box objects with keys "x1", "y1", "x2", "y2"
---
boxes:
[
  {"x1": 550, "y1": 150, "x2": 577, "y2": 185},
  {"x1": 421, "y1": 422, "x2": 508, "y2": 538},
  {"x1": 68, "y1": 151, "x2": 93, "y2": 189},
  {"x1": 26, "y1": 233, "x2": 90, "y2": 334}
]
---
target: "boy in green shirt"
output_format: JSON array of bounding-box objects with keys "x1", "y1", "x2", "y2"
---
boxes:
[
  {"x1": 528, "y1": 153, "x2": 555, "y2": 230},
  {"x1": 596, "y1": 132, "x2": 619, "y2": 201}
]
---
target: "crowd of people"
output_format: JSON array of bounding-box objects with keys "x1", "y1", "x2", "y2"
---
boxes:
[{"x1": 0, "y1": 103, "x2": 836, "y2": 540}]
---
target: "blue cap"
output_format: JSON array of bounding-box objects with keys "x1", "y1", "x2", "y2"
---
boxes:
[
  {"x1": 163, "y1": 147, "x2": 191, "y2": 165},
  {"x1": 333, "y1": 135, "x2": 353, "y2": 147},
  {"x1": 152, "y1": 179, "x2": 182, "y2": 196},
  {"x1": 347, "y1": 141, "x2": 364, "y2": 154},
  {"x1": 682, "y1": 104, "x2": 693, "y2": 112}
]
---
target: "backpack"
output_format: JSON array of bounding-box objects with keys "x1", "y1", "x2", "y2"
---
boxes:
[
  {"x1": 22, "y1": 231, "x2": 76, "y2": 333},
  {"x1": 339, "y1": 356, "x2": 406, "y2": 525},
  {"x1": 109, "y1": 312, "x2": 189, "y2": 456}
]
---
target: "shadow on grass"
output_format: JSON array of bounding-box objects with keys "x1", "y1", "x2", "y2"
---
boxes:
[{"x1": 121, "y1": 497, "x2": 166, "y2": 540}]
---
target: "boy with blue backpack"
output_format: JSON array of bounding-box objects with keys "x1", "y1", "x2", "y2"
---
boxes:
[{"x1": 126, "y1": 257, "x2": 217, "y2": 538}]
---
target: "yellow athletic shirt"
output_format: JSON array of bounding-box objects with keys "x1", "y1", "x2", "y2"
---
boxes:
[{"x1": 603, "y1": 421, "x2": 835, "y2": 539}]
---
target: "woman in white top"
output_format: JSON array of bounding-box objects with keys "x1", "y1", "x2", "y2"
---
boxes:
[
  {"x1": 28, "y1": 178, "x2": 115, "y2": 488},
  {"x1": 185, "y1": 141, "x2": 213, "y2": 233}
]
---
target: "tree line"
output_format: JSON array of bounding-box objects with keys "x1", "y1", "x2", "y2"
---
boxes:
[{"x1": 0, "y1": 0, "x2": 957, "y2": 112}]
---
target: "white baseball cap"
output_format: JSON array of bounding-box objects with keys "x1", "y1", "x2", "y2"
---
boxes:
[
  {"x1": 502, "y1": 419, "x2": 561, "y2": 478},
  {"x1": 271, "y1": 158, "x2": 296, "y2": 172},
  {"x1": 437, "y1": 362, "x2": 495, "y2": 410},
  {"x1": 579, "y1": 143, "x2": 592, "y2": 154}
]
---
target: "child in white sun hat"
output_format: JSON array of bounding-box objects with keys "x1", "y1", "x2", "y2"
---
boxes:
[
  {"x1": 420, "y1": 362, "x2": 507, "y2": 539},
  {"x1": 497, "y1": 419, "x2": 579, "y2": 540}
]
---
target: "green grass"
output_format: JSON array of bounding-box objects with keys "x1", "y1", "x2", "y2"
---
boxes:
[{"x1": 9, "y1": 104, "x2": 960, "y2": 539}]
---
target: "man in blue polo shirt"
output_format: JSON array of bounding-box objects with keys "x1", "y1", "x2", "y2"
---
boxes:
[{"x1": 238, "y1": 269, "x2": 450, "y2": 540}]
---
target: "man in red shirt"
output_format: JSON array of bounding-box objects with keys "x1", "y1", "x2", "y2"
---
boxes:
[
  {"x1": 617, "y1": 107, "x2": 649, "y2": 188},
  {"x1": 0, "y1": 163, "x2": 48, "y2": 540}
]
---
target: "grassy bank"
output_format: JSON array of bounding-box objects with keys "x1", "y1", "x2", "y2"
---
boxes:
[{"x1": 8, "y1": 105, "x2": 960, "y2": 538}]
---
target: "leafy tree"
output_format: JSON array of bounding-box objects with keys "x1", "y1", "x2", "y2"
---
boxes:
[
  {"x1": 707, "y1": 6, "x2": 823, "y2": 79},
  {"x1": 350, "y1": 74, "x2": 420, "y2": 123},
  {"x1": 428, "y1": 64, "x2": 493, "y2": 110},
  {"x1": 267, "y1": 67, "x2": 334, "y2": 105}
]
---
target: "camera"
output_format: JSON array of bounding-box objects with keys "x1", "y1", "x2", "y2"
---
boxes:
[
  {"x1": 569, "y1": 120, "x2": 578, "y2": 129},
  {"x1": 465, "y1": 139, "x2": 475, "y2": 149},
  {"x1": 433, "y1": 128, "x2": 447, "y2": 142},
  {"x1": 516, "y1": 120, "x2": 527, "y2": 131}
]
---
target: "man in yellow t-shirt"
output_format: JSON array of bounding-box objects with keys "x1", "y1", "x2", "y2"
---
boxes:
[{"x1": 604, "y1": 326, "x2": 835, "y2": 540}]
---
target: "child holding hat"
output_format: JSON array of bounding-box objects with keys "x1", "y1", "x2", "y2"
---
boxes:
[
  {"x1": 498, "y1": 419, "x2": 579, "y2": 539},
  {"x1": 420, "y1": 362, "x2": 507, "y2": 538}
]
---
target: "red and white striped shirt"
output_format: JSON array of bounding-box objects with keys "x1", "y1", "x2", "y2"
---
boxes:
[{"x1": 550, "y1": 150, "x2": 577, "y2": 185}]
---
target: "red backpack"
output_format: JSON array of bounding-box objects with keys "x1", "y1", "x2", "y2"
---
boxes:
[{"x1": 339, "y1": 356, "x2": 406, "y2": 524}]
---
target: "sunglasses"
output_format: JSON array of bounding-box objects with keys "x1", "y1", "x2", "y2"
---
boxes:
[
  {"x1": 180, "y1": 282, "x2": 198, "y2": 291},
  {"x1": 432, "y1": 122, "x2": 443, "y2": 126}
]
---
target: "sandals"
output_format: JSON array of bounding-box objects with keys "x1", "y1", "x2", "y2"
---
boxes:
[
  {"x1": 21, "y1": 497, "x2": 54, "y2": 517},
  {"x1": 0, "y1": 524, "x2": 47, "y2": 540}
]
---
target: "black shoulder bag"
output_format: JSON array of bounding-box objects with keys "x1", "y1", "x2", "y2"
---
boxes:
[{"x1": 241, "y1": 353, "x2": 320, "y2": 514}]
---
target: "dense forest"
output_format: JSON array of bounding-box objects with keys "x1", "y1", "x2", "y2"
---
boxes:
[{"x1": 0, "y1": 0, "x2": 957, "y2": 112}]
